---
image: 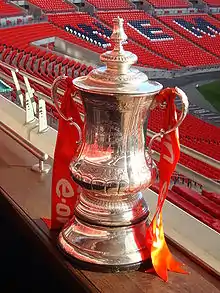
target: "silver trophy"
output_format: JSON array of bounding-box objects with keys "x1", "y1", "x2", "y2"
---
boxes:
[{"x1": 52, "y1": 17, "x2": 188, "y2": 270}]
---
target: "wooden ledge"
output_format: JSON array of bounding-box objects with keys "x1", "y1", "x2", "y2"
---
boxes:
[{"x1": 0, "y1": 130, "x2": 220, "y2": 293}]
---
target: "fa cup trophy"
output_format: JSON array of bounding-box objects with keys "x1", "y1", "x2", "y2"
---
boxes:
[{"x1": 51, "y1": 17, "x2": 188, "y2": 271}]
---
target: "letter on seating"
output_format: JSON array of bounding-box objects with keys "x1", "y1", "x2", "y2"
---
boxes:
[
  {"x1": 174, "y1": 17, "x2": 220, "y2": 38},
  {"x1": 128, "y1": 20, "x2": 173, "y2": 41}
]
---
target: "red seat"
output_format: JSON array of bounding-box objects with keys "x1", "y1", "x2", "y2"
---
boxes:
[
  {"x1": 147, "y1": 0, "x2": 190, "y2": 8},
  {"x1": 97, "y1": 11, "x2": 219, "y2": 67},
  {"x1": 86, "y1": 0, "x2": 133, "y2": 10},
  {"x1": 158, "y1": 14, "x2": 220, "y2": 57},
  {"x1": 48, "y1": 13, "x2": 178, "y2": 70},
  {"x1": 203, "y1": 0, "x2": 220, "y2": 6},
  {"x1": 168, "y1": 189, "x2": 220, "y2": 233},
  {"x1": 0, "y1": 0, "x2": 23, "y2": 17},
  {"x1": 27, "y1": 0, "x2": 75, "y2": 12},
  {"x1": 151, "y1": 184, "x2": 220, "y2": 233},
  {"x1": 172, "y1": 185, "x2": 220, "y2": 219},
  {"x1": 202, "y1": 190, "x2": 220, "y2": 205}
]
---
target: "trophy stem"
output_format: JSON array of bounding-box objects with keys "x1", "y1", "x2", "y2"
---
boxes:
[{"x1": 73, "y1": 189, "x2": 150, "y2": 227}]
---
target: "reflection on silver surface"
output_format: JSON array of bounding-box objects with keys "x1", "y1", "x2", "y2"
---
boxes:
[
  {"x1": 53, "y1": 17, "x2": 188, "y2": 269},
  {"x1": 59, "y1": 216, "x2": 150, "y2": 266}
]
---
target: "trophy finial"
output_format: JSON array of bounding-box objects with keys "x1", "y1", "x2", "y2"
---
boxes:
[
  {"x1": 100, "y1": 17, "x2": 137, "y2": 74},
  {"x1": 110, "y1": 17, "x2": 128, "y2": 53}
]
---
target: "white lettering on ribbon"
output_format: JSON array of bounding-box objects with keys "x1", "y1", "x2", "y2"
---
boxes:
[
  {"x1": 157, "y1": 181, "x2": 168, "y2": 214},
  {"x1": 162, "y1": 135, "x2": 174, "y2": 165},
  {"x1": 55, "y1": 178, "x2": 75, "y2": 223},
  {"x1": 56, "y1": 178, "x2": 75, "y2": 198}
]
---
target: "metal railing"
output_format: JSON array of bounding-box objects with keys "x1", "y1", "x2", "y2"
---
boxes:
[{"x1": 0, "y1": 121, "x2": 51, "y2": 174}]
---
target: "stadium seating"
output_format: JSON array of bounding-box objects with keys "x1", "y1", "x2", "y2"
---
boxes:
[
  {"x1": 0, "y1": 53, "x2": 85, "y2": 120},
  {"x1": 172, "y1": 185, "x2": 220, "y2": 219},
  {"x1": 2, "y1": 45, "x2": 91, "y2": 79},
  {"x1": 0, "y1": 22, "x2": 103, "y2": 58},
  {"x1": 214, "y1": 14, "x2": 220, "y2": 20},
  {"x1": 48, "y1": 13, "x2": 179, "y2": 69},
  {"x1": 147, "y1": 136, "x2": 220, "y2": 180},
  {"x1": 146, "y1": 107, "x2": 220, "y2": 180},
  {"x1": 158, "y1": 14, "x2": 220, "y2": 57},
  {"x1": 86, "y1": 0, "x2": 133, "y2": 10},
  {"x1": 180, "y1": 152, "x2": 220, "y2": 180},
  {"x1": 0, "y1": 23, "x2": 93, "y2": 104},
  {"x1": 96, "y1": 11, "x2": 220, "y2": 67},
  {"x1": 151, "y1": 184, "x2": 220, "y2": 233},
  {"x1": 146, "y1": 0, "x2": 191, "y2": 8},
  {"x1": 203, "y1": 0, "x2": 220, "y2": 7},
  {"x1": 178, "y1": 124, "x2": 220, "y2": 161},
  {"x1": 48, "y1": 13, "x2": 111, "y2": 49},
  {"x1": 27, "y1": 0, "x2": 75, "y2": 12},
  {"x1": 202, "y1": 190, "x2": 220, "y2": 205},
  {"x1": 148, "y1": 107, "x2": 220, "y2": 160},
  {"x1": 0, "y1": 0, "x2": 24, "y2": 16}
]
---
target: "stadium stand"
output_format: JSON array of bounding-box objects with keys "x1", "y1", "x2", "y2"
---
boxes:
[
  {"x1": 147, "y1": 106, "x2": 220, "y2": 180},
  {"x1": 151, "y1": 184, "x2": 220, "y2": 233},
  {"x1": 146, "y1": 136, "x2": 220, "y2": 180},
  {"x1": 96, "y1": 11, "x2": 220, "y2": 67},
  {"x1": 27, "y1": 0, "x2": 75, "y2": 13},
  {"x1": 146, "y1": 0, "x2": 191, "y2": 8},
  {"x1": 48, "y1": 13, "x2": 179, "y2": 69},
  {"x1": 0, "y1": 0, "x2": 24, "y2": 16},
  {"x1": 0, "y1": 22, "x2": 104, "y2": 56},
  {"x1": 172, "y1": 185, "x2": 220, "y2": 219},
  {"x1": 0, "y1": 22, "x2": 93, "y2": 111},
  {"x1": 203, "y1": 0, "x2": 220, "y2": 7},
  {"x1": 214, "y1": 13, "x2": 220, "y2": 21},
  {"x1": 158, "y1": 14, "x2": 220, "y2": 57},
  {"x1": 86, "y1": 0, "x2": 134, "y2": 10},
  {"x1": 202, "y1": 190, "x2": 220, "y2": 205}
]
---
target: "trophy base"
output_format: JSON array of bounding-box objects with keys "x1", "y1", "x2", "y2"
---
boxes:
[
  {"x1": 58, "y1": 245, "x2": 152, "y2": 273},
  {"x1": 58, "y1": 215, "x2": 151, "y2": 271}
]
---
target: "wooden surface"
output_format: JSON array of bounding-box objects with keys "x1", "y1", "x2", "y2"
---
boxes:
[{"x1": 0, "y1": 129, "x2": 220, "y2": 293}]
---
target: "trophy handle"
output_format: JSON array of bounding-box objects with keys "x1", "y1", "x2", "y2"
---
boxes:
[
  {"x1": 148, "y1": 87, "x2": 189, "y2": 155},
  {"x1": 51, "y1": 75, "x2": 82, "y2": 144}
]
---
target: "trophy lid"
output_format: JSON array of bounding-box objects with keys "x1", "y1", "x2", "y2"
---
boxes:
[{"x1": 73, "y1": 17, "x2": 162, "y2": 95}]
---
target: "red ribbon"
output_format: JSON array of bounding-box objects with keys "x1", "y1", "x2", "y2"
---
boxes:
[
  {"x1": 45, "y1": 83, "x2": 187, "y2": 281},
  {"x1": 145, "y1": 88, "x2": 187, "y2": 281},
  {"x1": 44, "y1": 78, "x2": 84, "y2": 229}
]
